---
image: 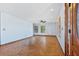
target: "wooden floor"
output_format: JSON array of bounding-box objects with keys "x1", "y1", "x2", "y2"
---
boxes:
[{"x1": 0, "y1": 36, "x2": 64, "y2": 56}]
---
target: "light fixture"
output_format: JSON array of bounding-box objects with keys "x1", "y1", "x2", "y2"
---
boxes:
[
  {"x1": 40, "y1": 20, "x2": 46, "y2": 23},
  {"x1": 50, "y1": 8, "x2": 54, "y2": 12}
]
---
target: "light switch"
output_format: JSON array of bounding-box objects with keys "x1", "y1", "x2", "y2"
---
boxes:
[
  {"x1": 3, "y1": 28, "x2": 6, "y2": 31},
  {"x1": 62, "y1": 27, "x2": 63, "y2": 30}
]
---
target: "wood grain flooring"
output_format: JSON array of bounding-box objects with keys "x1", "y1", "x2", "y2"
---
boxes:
[{"x1": 0, "y1": 36, "x2": 64, "y2": 56}]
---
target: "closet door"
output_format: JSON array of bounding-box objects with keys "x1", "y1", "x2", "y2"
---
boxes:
[
  {"x1": 65, "y1": 3, "x2": 71, "y2": 56},
  {"x1": 65, "y1": 3, "x2": 79, "y2": 56},
  {"x1": 72, "y1": 3, "x2": 79, "y2": 55}
]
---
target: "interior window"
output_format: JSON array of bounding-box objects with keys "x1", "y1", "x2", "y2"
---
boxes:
[
  {"x1": 41, "y1": 25, "x2": 45, "y2": 33},
  {"x1": 34, "y1": 26, "x2": 38, "y2": 33}
]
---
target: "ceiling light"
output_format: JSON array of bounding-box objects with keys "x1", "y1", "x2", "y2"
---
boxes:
[{"x1": 50, "y1": 9, "x2": 54, "y2": 12}]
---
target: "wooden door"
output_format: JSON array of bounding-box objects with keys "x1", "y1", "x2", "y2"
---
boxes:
[
  {"x1": 65, "y1": 3, "x2": 79, "y2": 56},
  {"x1": 71, "y1": 3, "x2": 79, "y2": 56}
]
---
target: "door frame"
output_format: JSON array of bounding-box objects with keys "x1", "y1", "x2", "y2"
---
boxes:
[{"x1": 65, "y1": 3, "x2": 69, "y2": 56}]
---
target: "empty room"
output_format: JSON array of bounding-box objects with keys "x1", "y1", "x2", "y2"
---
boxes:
[{"x1": 0, "y1": 3, "x2": 79, "y2": 56}]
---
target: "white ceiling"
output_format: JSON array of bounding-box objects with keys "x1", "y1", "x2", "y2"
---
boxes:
[{"x1": 0, "y1": 3, "x2": 63, "y2": 23}]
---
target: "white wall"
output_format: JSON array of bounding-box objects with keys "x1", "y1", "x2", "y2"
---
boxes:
[
  {"x1": 57, "y1": 4, "x2": 65, "y2": 53},
  {"x1": 1, "y1": 12, "x2": 33, "y2": 45},
  {"x1": 46, "y1": 22, "x2": 57, "y2": 35}
]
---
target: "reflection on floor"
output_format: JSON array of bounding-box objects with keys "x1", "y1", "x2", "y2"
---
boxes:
[{"x1": 0, "y1": 36, "x2": 64, "y2": 56}]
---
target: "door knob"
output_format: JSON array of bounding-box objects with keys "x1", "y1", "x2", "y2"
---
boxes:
[{"x1": 69, "y1": 29, "x2": 71, "y2": 33}]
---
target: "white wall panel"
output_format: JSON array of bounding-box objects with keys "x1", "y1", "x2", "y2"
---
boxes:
[{"x1": 1, "y1": 12, "x2": 33, "y2": 44}]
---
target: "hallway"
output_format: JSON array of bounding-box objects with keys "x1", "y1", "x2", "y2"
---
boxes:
[{"x1": 0, "y1": 36, "x2": 64, "y2": 56}]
